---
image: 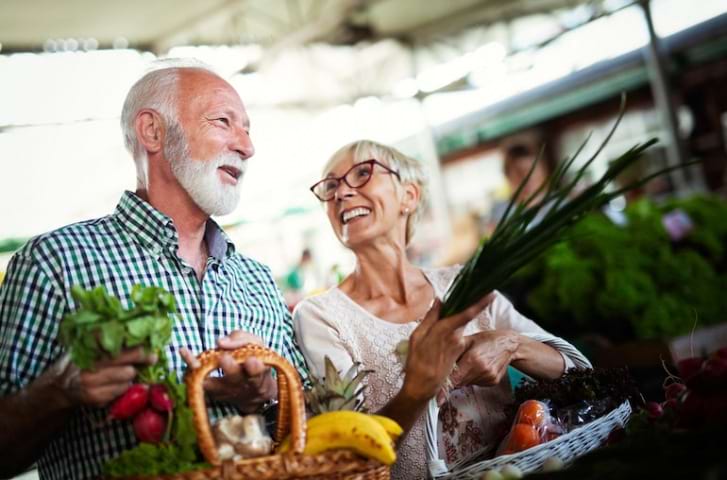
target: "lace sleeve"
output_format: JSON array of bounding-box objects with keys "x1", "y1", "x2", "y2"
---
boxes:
[{"x1": 292, "y1": 296, "x2": 356, "y2": 378}]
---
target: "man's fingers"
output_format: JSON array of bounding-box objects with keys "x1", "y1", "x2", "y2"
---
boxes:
[
  {"x1": 203, "y1": 377, "x2": 233, "y2": 398},
  {"x1": 81, "y1": 365, "x2": 137, "y2": 387},
  {"x1": 180, "y1": 348, "x2": 201, "y2": 369},
  {"x1": 82, "y1": 383, "x2": 133, "y2": 408},
  {"x1": 217, "y1": 331, "x2": 263, "y2": 350},
  {"x1": 219, "y1": 354, "x2": 243, "y2": 378},
  {"x1": 242, "y1": 357, "x2": 267, "y2": 378},
  {"x1": 96, "y1": 347, "x2": 157, "y2": 368}
]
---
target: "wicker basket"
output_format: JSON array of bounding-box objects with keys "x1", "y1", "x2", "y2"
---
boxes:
[
  {"x1": 430, "y1": 399, "x2": 632, "y2": 479},
  {"x1": 125, "y1": 345, "x2": 390, "y2": 480}
]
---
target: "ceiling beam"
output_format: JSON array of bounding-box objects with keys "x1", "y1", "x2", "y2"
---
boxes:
[{"x1": 401, "y1": 0, "x2": 591, "y2": 43}]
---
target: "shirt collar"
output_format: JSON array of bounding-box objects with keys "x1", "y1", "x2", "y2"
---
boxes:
[{"x1": 113, "y1": 191, "x2": 236, "y2": 260}]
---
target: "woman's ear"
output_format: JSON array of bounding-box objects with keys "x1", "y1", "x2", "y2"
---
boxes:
[
  {"x1": 400, "y1": 181, "x2": 421, "y2": 215},
  {"x1": 134, "y1": 109, "x2": 164, "y2": 155}
]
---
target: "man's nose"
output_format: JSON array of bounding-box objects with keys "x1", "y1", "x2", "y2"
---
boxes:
[{"x1": 232, "y1": 128, "x2": 255, "y2": 160}]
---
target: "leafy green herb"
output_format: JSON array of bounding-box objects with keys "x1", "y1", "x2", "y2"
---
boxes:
[
  {"x1": 103, "y1": 443, "x2": 209, "y2": 477},
  {"x1": 60, "y1": 284, "x2": 176, "y2": 374},
  {"x1": 514, "y1": 367, "x2": 643, "y2": 410},
  {"x1": 59, "y1": 285, "x2": 206, "y2": 477}
]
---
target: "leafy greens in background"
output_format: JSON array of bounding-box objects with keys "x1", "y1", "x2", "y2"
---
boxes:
[{"x1": 508, "y1": 195, "x2": 727, "y2": 341}]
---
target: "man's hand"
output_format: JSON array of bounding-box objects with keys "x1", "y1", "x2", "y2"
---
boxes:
[
  {"x1": 52, "y1": 347, "x2": 158, "y2": 409},
  {"x1": 451, "y1": 330, "x2": 521, "y2": 387},
  {"x1": 180, "y1": 331, "x2": 277, "y2": 414}
]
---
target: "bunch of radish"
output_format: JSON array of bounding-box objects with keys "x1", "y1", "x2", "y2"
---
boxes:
[
  {"x1": 645, "y1": 347, "x2": 727, "y2": 428},
  {"x1": 109, "y1": 383, "x2": 175, "y2": 443}
]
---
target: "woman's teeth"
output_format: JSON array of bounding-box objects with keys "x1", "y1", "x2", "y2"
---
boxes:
[{"x1": 342, "y1": 207, "x2": 371, "y2": 224}]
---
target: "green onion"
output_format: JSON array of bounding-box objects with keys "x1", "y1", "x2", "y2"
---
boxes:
[{"x1": 439, "y1": 96, "x2": 694, "y2": 318}]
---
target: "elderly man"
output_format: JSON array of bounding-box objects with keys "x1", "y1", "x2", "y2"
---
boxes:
[{"x1": 0, "y1": 62, "x2": 308, "y2": 479}]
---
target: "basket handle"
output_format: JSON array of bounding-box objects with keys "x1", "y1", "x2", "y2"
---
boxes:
[{"x1": 185, "y1": 344, "x2": 307, "y2": 465}]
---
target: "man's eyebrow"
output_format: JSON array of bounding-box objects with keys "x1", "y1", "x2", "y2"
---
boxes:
[{"x1": 212, "y1": 108, "x2": 251, "y2": 130}]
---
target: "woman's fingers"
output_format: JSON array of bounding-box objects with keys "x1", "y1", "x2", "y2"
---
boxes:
[
  {"x1": 442, "y1": 292, "x2": 495, "y2": 330},
  {"x1": 416, "y1": 298, "x2": 441, "y2": 332}
]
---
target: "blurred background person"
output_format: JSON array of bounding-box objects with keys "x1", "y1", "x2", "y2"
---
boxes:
[{"x1": 486, "y1": 140, "x2": 553, "y2": 234}]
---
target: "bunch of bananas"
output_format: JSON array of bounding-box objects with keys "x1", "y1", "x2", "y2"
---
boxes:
[{"x1": 278, "y1": 411, "x2": 402, "y2": 465}]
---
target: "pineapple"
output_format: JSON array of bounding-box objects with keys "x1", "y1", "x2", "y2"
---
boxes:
[{"x1": 305, "y1": 356, "x2": 372, "y2": 414}]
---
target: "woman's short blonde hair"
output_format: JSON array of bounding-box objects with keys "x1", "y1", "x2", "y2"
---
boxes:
[{"x1": 324, "y1": 140, "x2": 429, "y2": 245}]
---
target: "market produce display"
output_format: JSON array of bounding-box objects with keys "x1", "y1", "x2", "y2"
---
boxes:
[
  {"x1": 60, "y1": 288, "x2": 401, "y2": 477},
  {"x1": 510, "y1": 195, "x2": 727, "y2": 341},
  {"x1": 528, "y1": 349, "x2": 727, "y2": 479},
  {"x1": 439, "y1": 100, "x2": 668, "y2": 319},
  {"x1": 278, "y1": 356, "x2": 402, "y2": 466},
  {"x1": 59, "y1": 285, "x2": 204, "y2": 476}
]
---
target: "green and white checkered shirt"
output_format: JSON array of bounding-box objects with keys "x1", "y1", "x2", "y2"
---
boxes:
[{"x1": 0, "y1": 191, "x2": 309, "y2": 479}]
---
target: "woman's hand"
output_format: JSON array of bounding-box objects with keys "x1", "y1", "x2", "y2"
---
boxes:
[
  {"x1": 401, "y1": 295, "x2": 494, "y2": 403},
  {"x1": 451, "y1": 330, "x2": 521, "y2": 387}
]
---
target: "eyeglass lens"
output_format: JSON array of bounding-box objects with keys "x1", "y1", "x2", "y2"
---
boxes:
[{"x1": 316, "y1": 162, "x2": 374, "y2": 200}]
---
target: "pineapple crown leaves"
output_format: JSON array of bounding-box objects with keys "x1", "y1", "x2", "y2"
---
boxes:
[
  {"x1": 440, "y1": 94, "x2": 699, "y2": 319},
  {"x1": 305, "y1": 355, "x2": 373, "y2": 414}
]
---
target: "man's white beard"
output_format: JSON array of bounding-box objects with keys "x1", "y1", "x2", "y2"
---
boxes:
[
  {"x1": 166, "y1": 128, "x2": 246, "y2": 216},
  {"x1": 172, "y1": 152, "x2": 246, "y2": 216}
]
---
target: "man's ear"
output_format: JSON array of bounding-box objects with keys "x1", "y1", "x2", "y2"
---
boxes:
[{"x1": 134, "y1": 109, "x2": 164, "y2": 155}]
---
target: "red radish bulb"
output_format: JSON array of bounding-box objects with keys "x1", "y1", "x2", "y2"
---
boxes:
[
  {"x1": 645, "y1": 401, "x2": 664, "y2": 419},
  {"x1": 677, "y1": 357, "x2": 704, "y2": 380},
  {"x1": 133, "y1": 408, "x2": 167, "y2": 443},
  {"x1": 702, "y1": 357, "x2": 727, "y2": 382},
  {"x1": 664, "y1": 382, "x2": 687, "y2": 400},
  {"x1": 109, "y1": 384, "x2": 149, "y2": 420},
  {"x1": 149, "y1": 384, "x2": 174, "y2": 413}
]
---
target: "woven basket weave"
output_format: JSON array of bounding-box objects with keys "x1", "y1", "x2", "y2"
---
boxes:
[
  {"x1": 124, "y1": 345, "x2": 389, "y2": 480},
  {"x1": 431, "y1": 399, "x2": 632, "y2": 479}
]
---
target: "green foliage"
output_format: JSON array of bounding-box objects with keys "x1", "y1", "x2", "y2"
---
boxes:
[
  {"x1": 103, "y1": 374, "x2": 202, "y2": 477},
  {"x1": 511, "y1": 195, "x2": 727, "y2": 341},
  {"x1": 59, "y1": 285, "x2": 206, "y2": 477},
  {"x1": 59, "y1": 285, "x2": 176, "y2": 372},
  {"x1": 103, "y1": 443, "x2": 209, "y2": 477}
]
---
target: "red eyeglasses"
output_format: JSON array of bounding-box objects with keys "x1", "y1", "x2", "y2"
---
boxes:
[{"x1": 310, "y1": 159, "x2": 400, "y2": 202}]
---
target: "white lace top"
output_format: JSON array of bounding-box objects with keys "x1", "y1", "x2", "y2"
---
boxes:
[{"x1": 292, "y1": 265, "x2": 590, "y2": 480}]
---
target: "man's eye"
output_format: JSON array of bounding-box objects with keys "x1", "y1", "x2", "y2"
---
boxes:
[{"x1": 215, "y1": 118, "x2": 230, "y2": 126}]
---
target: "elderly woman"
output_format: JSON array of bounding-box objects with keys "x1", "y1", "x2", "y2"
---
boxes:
[{"x1": 293, "y1": 140, "x2": 589, "y2": 480}]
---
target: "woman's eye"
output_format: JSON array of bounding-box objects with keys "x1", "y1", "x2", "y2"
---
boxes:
[{"x1": 355, "y1": 167, "x2": 371, "y2": 178}]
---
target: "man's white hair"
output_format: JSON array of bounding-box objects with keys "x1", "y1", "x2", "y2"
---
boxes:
[{"x1": 120, "y1": 58, "x2": 221, "y2": 188}]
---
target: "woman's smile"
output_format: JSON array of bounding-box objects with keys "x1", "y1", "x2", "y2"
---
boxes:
[{"x1": 341, "y1": 206, "x2": 372, "y2": 224}]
